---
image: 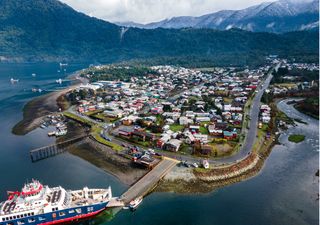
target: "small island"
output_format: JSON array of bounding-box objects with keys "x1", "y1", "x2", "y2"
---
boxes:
[{"x1": 288, "y1": 134, "x2": 305, "y2": 143}]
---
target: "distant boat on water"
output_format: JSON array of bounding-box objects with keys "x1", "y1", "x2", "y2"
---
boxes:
[
  {"x1": 10, "y1": 78, "x2": 19, "y2": 84},
  {"x1": 31, "y1": 88, "x2": 43, "y2": 93},
  {"x1": 56, "y1": 78, "x2": 62, "y2": 84},
  {"x1": 31, "y1": 73, "x2": 36, "y2": 77},
  {"x1": 59, "y1": 62, "x2": 68, "y2": 67}
]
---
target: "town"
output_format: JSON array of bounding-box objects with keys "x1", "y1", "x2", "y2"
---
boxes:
[
  {"x1": 37, "y1": 58, "x2": 318, "y2": 173},
  {"x1": 51, "y1": 63, "x2": 272, "y2": 168}
]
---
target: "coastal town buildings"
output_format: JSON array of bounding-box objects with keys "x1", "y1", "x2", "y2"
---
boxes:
[{"x1": 66, "y1": 65, "x2": 274, "y2": 158}]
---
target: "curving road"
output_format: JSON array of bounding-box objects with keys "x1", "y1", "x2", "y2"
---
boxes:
[{"x1": 213, "y1": 69, "x2": 274, "y2": 163}]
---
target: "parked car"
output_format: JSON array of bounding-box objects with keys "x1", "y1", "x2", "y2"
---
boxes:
[
  {"x1": 183, "y1": 161, "x2": 190, "y2": 168},
  {"x1": 147, "y1": 149, "x2": 155, "y2": 155}
]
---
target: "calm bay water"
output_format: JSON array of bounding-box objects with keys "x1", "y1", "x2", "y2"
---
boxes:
[{"x1": 0, "y1": 63, "x2": 318, "y2": 225}]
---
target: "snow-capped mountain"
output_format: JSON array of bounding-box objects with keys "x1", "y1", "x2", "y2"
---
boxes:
[{"x1": 118, "y1": 0, "x2": 319, "y2": 33}]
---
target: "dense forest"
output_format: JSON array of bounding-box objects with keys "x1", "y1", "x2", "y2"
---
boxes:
[
  {"x1": 82, "y1": 66, "x2": 159, "y2": 82},
  {"x1": 0, "y1": 0, "x2": 319, "y2": 66},
  {"x1": 272, "y1": 67, "x2": 319, "y2": 83}
]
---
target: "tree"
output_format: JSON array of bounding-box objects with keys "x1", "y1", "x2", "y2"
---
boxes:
[{"x1": 163, "y1": 104, "x2": 171, "y2": 112}]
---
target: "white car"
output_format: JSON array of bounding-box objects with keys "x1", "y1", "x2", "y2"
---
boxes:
[
  {"x1": 192, "y1": 163, "x2": 199, "y2": 168},
  {"x1": 147, "y1": 149, "x2": 155, "y2": 155}
]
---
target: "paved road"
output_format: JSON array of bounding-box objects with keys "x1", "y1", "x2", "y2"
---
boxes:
[
  {"x1": 120, "y1": 158, "x2": 178, "y2": 203},
  {"x1": 217, "y1": 71, "x2": 274, "y2": 163}
]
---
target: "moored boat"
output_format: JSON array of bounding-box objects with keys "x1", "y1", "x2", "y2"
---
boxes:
[
  {"x1": 55, "y1": 130, "x2": 67, "y2": 136},
  {"x1": 0, "y1": 180, "x2": 113, "y2": 225},
  {"x1": 47, "y1": 131, "x2": 56, "y2": 137},
  {"x1": 129, "y1": 197, "x2": 143, "y2": 210}
]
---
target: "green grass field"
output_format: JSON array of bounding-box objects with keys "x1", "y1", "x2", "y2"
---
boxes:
[
  {"x1": 170, "y1": 124, "x2": 184, "y2": 132},
  {"x1": 91, "y1": 126, "x2": 123, "y2": 151},
  {"x1": 63, "y1": 112, "x2": 94, "y2": 126}
]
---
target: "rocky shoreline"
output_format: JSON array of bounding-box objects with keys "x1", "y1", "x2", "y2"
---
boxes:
[{"x1": 156, "y1": 135, "x2": 277, "y2": 194}]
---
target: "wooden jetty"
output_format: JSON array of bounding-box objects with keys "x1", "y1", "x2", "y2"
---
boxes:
[{"x1": 30, "y1": 135, "x2": 88, "y2": 162}]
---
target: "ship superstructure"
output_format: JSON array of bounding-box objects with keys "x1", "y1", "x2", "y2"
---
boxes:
[{"x1": 0, "y1": 180, "x2": 112, "y2": 225}]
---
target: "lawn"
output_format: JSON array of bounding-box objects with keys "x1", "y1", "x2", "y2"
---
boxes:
[
  {"x1": 92, "y1": 133, "x2": 123, "y2": 151},
  {"x1": 275, "y1": 83, "x2": 297, "y2": 89},
  {"x1": 91, "y1": 113, "x2": 106, "y2": 121},
  {"x1": 170, "y1": 124, "x2": 184, "y2": 132},
  {"x1": 208, "y1": 142, "x2": 233, "y2": 157},
  {"x1": 63, "y1": 112, "x2": 94, "y2": 126},
  {"x1": 84, "y1": 109, "x2": 103, "y2": 116},
  {"x1": 223, "y1": 97, "x2": 233, "y2": 104},
  {"x1": 91, "y1": 126, "x2": 123, "y2": 151},
  {"x1": 288, "y1": 134, "x2": 305, "y2": 143},
  {"x1": 199, "y1": 126, "x2": 209, "y2": 135}
]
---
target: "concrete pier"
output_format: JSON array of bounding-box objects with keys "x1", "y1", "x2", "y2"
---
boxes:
[{"x1": 120, "y1": 157, "x2": 178, "y2": 204}]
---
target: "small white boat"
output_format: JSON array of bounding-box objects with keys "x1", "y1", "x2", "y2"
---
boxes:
[
  {"x1": 129, "y1": 197, "x2": 143, "y2": 210},
  {"x1": 56, "y1": 78, "x2": 62, "y2": 84},
  {"x1": 32, "y1": 73, "x2": 36, "y2": 77},
  {"x1": 55, "y1": 130, "x2": 67, "y2": 136},
  {"x1": 47, "y1": 131, "x2": 56, "y2": 136},
  {"x1": 40, "y1": 124, "x2": 47, "y2": 129},
  {"x1": 59, "y1": 62, "x2": 68, "y2": 67},
  {"x1": 10, "y1": 78, "x2": 19, "y2": 84}
]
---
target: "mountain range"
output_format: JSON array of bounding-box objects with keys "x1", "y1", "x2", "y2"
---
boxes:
[
  {"x1": 117, "y1": 0, "x2": 319, "y2": 33},
  {"x1": 0, "y1": 0, "x2": 318, "y2": 65}
]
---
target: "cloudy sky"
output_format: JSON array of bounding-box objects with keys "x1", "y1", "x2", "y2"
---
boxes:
[{"x1": 60, "y1": 0, "x2": 276, "y2": 24}]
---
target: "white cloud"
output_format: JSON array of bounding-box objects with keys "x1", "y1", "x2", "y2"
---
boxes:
[{"x1": 60, "y1": 0, "x2": 276, "y2": 24}]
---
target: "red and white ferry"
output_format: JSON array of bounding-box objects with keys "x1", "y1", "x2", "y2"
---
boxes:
[{"x1": 0, "y1": 180, "x2": 113, "y2": 225}]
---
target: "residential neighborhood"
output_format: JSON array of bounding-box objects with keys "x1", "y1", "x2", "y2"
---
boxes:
[{"x1": 63, "y1": 64, "x2": 275, "y2": 162}]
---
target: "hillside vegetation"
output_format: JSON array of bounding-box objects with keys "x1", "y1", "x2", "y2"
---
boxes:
[{"x1": 0, "y1": 0, "x2": 318, "y2": 65}]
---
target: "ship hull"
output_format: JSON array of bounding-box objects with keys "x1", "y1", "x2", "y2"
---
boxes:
[{"x1": 2, "y1": 202, "x2": 108, "y2": 225}]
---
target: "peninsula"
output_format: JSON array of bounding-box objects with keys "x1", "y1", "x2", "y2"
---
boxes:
[{"x1": 14, "y1": 57, "x2": 319, "y2": 195}]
